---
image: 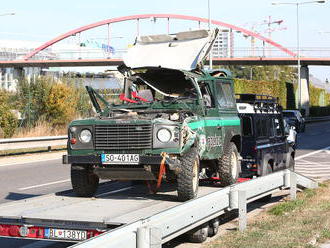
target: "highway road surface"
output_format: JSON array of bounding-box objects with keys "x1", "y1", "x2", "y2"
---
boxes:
[{"x1": 0, "y1": 120, "x2": 329, "y2": 248}]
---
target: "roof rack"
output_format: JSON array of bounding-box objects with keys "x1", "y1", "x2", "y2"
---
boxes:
[{"x1": 235, "y1": 94, "x2": 281, "y2": 113}]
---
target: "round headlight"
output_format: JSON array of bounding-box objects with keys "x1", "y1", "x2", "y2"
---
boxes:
[
  {"x1": 80, "y1": 129, "x2": 92, "y2": 143},
  {"x1": 157, "y1": 128, "x2": 172, "y2": 143}
]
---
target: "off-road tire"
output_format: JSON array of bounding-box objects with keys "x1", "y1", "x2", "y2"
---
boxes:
[
  {"x1": 217, "y1": 142, "x2": 240, "y2": 187},
  {"x1": 71, "y1": 164, "x2": 99, "y2": 197},
  {"x1": 177, "y1": 147, "x2": 200, "y2": 202},
  {"x1": 186, "y1": 224, "x2": 209, "y2": 243}
]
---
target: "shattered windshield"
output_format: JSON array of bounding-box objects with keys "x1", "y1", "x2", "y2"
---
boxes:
[{"x1": 88, "y1": 67, "x2": 198, "y2": 113}]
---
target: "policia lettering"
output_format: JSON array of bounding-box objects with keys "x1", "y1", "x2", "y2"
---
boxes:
[{"x1": 207, "y1": 135, "x2": 222, "y2": 149}]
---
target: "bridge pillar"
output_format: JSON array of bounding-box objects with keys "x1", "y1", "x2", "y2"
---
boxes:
[{"x1": 299, "y1": 65, "x2": 310, "y2": 117}]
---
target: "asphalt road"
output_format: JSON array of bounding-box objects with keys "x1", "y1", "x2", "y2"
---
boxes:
[{"x1": 0, "y1": 120, "x2": 329, "y2": 248}]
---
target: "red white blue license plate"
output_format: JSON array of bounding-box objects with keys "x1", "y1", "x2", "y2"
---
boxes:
[
  {"x1": 101, "y1": 154, "x2": 140, "y2": 164},
  {"x1": 45, "y1": 228, "x2": 87, "y2": 241}
]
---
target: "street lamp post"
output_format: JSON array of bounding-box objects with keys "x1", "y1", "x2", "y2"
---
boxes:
[
  {"x1": 272, "y1": 0, "x2": 325, "y2": 112},
  {"x1": 208, "y1": 0, "x2": 213, "y2": 70}
]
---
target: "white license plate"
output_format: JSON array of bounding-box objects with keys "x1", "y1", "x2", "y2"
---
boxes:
[
  {"x1": 45, "y1": 228, "x2": 87, "y2": 241},
  {"x1": 101, "y1": 154, "x2": 140, "y2": 164}
]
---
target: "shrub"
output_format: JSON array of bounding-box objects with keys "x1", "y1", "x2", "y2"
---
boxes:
[
  {"x1": 45, "y1": 83, "x2": 78, "y2": 126},
  {"x1": 0, "y1": 90, "x2": 18, "y2": 138}
]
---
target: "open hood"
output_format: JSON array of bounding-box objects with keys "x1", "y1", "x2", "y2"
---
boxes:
[{"x1": 123, "y1": 29, "x2": 219, "y2": 71}]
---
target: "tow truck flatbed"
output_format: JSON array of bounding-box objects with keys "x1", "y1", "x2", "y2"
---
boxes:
[{"x1": 0, "y1": 181, "x2": 219, "y2": 242}]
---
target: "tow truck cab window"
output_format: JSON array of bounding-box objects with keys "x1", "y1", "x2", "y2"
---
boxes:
[{"x1": 215, "y1": 80, "x2": 235, "y2": 108}]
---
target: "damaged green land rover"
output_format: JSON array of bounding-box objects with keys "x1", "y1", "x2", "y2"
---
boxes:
[{"x1": 63, "y1": 29, "x2": 241, "y2": 201}]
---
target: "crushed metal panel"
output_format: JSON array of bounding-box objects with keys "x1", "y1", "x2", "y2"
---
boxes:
[{"x1": 124, "y1": 29, "x2": 219, "y2": 70}]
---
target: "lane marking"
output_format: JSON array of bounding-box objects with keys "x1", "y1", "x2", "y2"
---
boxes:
[
  {"x1": 19, "y1": 179, "x2": 70, "y2": 191},
  {"x1": 295, "y1": 145, "x2": 330, "y2": 160},
  {"x1": 0, "y1": 158, "x2": 62, "y2": 168},
  {"x1": 96, "y1": 186, "x2": 133, "y2": 197}
]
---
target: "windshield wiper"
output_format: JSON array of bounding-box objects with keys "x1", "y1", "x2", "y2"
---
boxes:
[{"x1": 86, "y1": 86, "x2": 110, "y2": 114}]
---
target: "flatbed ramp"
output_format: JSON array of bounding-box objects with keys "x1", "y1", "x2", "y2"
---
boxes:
[{"x1": 0, "y1": 170, "x2": 317, "y2": 246}]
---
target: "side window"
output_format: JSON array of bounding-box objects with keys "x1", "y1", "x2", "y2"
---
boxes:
[
  {"x1": 242, "y1": 116, "x2": 253, "y2": 136},
  {"x1": 256, "y1": 117, "x2": 267, "y2": 138},
  {"x1": 274, "y1": 118, "x2": 283, "y2": 136},
  {"x1": 215, "y1": 80, "x2": 235, "y2": 108},
  {"x1": 256, "y1": 116, "x2": 271, "y2": 138},
  {"x1": 200, "y1": 82, "x2": 214, "y2": 108}
]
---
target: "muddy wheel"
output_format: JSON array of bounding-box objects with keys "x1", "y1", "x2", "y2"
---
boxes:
[
  {"x1": 217, "y1": 142, "x2": 240, "y2": 187},
  {"x1": 177, "y1": 147, "x2": 199, "y2": 202},
  {"x1": 186, "y1": 224, "x2": 209, "y2": 243},
  {"x1": 71, "y1": 164, "x2": 99, "y2": 197}
]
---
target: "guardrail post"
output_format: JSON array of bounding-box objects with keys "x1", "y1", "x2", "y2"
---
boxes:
[
  {"x1": 290, "y1": 171, "x2": 297, "y2": 200},
  {"x1": 238, "y1": 190, "x2": 247, "y2": 231},
  {"x1": 137, "y1": 227, "x2": 149, "y2": 248},
  {"x1": 150, "y1": 227, "x2": 162, "y2": 248},
  {"x1": 137, "y1": 227, "x2": 161, "y2": 248}
]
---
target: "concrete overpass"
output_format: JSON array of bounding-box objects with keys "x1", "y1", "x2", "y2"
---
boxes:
[{"x1": 1, "y1": 57, "x2": 330, "y2": 68}]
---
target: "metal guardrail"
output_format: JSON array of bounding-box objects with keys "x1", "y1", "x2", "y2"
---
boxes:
[
  {"x1": 70, "y1": 170, "x2": 317, "y2": 248},
  {"x1": 72, "y1": 170, "x2": 318, "y2": 248},
  {"x1": 0, "y1": 135, "x2": 67, "y2": 151}
]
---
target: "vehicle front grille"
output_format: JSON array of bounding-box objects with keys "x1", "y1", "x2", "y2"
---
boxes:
[{"x1": 95, "y1": 124, "x2": 152, "y2": 150}]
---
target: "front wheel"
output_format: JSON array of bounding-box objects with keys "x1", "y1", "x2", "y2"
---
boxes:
[
  {"x1": 217, "y1": 142, "x2": 240, "y2": 187},
  {"x1": 177, "y1": 147, "x2": 200, "y2": 202},
  {"x1": 71, "y1": 164, "x2": 99, "y2": 197}
]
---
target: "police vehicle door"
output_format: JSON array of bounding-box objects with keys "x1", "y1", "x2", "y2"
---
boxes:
[{"x1": 201, "y1": 80, "x2": 223, "y2": 158}]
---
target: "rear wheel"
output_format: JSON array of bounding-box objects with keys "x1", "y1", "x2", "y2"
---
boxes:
[
  {"x1": 186, "y1": 224, "x2": 209, "y2": 243},
  {"x1": 71, "y1": 164, "x2": 99, "y2": 197},
  {"x1": 217, "y1": 142, "x2": 240, "y2": 187},
  {"x1": 208, "y1": 218, "x2": 220, "y2": 237},
  {"x1": 177, "y1": 147, "x2": 200, "y2": 202}
]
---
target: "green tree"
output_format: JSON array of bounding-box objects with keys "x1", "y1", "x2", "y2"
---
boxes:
[
  {"x1": 45, "y1": 83, "x2": 78, "y2": 126},
  {"x1": 0, "y1": 90, "x2": 18, "y2": 138}
]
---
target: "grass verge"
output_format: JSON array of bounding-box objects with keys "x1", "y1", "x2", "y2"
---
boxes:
[{"x1": 206, "y1": 181, "x2": 330, "y2": 248}]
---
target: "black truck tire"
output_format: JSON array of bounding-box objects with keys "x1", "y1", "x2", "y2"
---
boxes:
[
  {"x1": 186, "y1": 224, "x2": 209, "y2": 243},
  {"x1": 208, "y1": 218, "x2": 220, "y2": 237},
  {"x1": 177, "y1": 147, "x2": 200, "y2": 202},
  {"x1": 71, "y1": 164, "x2": 99, "y2": 197},
  {"x1": 217, "y1": 142, "x2": 240, "y2": 187}
]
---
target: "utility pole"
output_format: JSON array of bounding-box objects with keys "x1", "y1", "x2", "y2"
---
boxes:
[{"x1": 208, "y1": 0, "x2": 213, "y2": 70}]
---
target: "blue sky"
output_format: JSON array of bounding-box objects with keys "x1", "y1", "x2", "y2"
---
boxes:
[{"x1": 1, "y1": 0, "x2": 329, "y2": 80}]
